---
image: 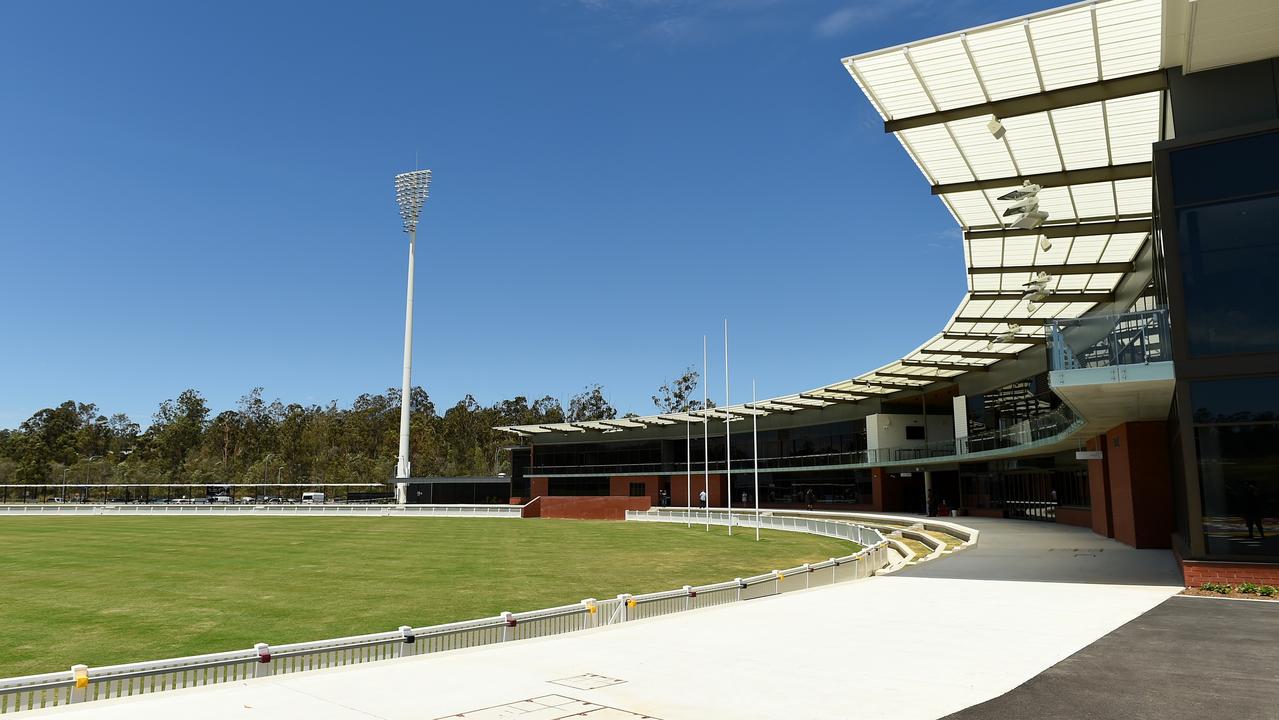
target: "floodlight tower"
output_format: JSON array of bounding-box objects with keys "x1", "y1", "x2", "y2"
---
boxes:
[{"x1": 393, "y1": 169, "x2": 431, "y2": 504}]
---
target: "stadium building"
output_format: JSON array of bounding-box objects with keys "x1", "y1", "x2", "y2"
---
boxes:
[{"x1": 496, "y1": 0, "x2": 1279, "y2": 585}]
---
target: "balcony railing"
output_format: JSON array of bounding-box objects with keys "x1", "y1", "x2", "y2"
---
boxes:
[
  {"x1": 1047, "y1": 307, "x2": 1170, "y2": 372},
  {"x1": 527, "y1": 405, "x2": 1083, "y2": 476}
]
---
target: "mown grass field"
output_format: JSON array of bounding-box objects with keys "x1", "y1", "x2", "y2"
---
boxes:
[{"x1": 0, "y1": 517, "x2": 855, "y2": 676}]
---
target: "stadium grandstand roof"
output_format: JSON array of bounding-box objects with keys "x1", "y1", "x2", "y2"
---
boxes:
[{"x1": 498, "y1": 0, "x2": 1164, "y2": 437}]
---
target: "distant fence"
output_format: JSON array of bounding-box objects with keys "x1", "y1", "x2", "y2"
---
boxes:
[
  {"x1": 628, "y1": 508, "x2": 886, "y2": 548},
  {"x1": 0, "y1": 504, "x2": 521, "y2": 518},
  {"x1": 0, "y1": 510, "x2": 888, "y2": 714}
]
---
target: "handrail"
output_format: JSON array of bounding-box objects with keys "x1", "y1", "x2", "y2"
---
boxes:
[
  {"x1": 0, "y1": 513, "x2": 891, "y2": 714},
  {"x1": 1048, "y1": 307, "x2": 1170, "y2": 371}
]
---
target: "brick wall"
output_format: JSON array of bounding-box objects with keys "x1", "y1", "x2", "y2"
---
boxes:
[
  {"x1": 1180, "y1": 558, "x2": 1279, "y2": 587},
  {"x1": 524, "y1": 496, "x2": 652, "y2": 520}
]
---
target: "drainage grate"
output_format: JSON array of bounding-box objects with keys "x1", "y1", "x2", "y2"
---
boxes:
[
  {"x1": 435, "y1": 693, "x2": 658, "y2": 719},
  {"x1": 549, "y1": 673, "x2": 627, "y2": 691}
]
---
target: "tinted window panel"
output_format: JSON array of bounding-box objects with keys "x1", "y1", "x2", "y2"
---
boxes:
[
  {"x1": 1171, "y1": 131, "x2": 1279, "y2": 206},
  {"x1": 1191, "y1": 377, "x2": 1279, "y2": 424},
  {"x1": 1196, "y1": 424, "x2": 1279, "y2": 557},
  {"x1": 1177, "y1": 193, "x2": 1279, "y2": 355}
]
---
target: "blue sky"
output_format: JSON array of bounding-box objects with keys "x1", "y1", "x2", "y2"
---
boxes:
[{"x1": 0, "y1": 0, "x2": 1061, "y2": 428}]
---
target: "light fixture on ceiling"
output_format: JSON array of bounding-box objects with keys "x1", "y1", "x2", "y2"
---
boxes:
[
  {"x1": 987, "y1": 115, "x2": 1006, "y2": 140},
  {"x1": 999, "y1": 181, "x2": 1049, "y2": 230},
  {"x1": 1023, "y1": 285, "x2": 1052, "y2": 304},
  {"x1": 988, "y1": 322, "x2": 1022, "y2": 348}
]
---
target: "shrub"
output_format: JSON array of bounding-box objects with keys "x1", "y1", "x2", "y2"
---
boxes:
[
  {"x1": 1238, "y1": 582, "x2": 1260, "y2": 594},
  {"x1": 1260, "y1": 585, "x2": 1277, "y2": 598}
]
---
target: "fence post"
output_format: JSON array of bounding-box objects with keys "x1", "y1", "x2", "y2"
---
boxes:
[
  {"x1": 683, "y1": 585, "x2": 693, "y2": 612},
  {"x1": 581, "y1": 598, "x2": 598, "y2": 629},
  {"x1": 735, "y1": 578, "x2": 744, "y2": 601},
  {"x1": 253, "y1": 643, "x2": 272, "y2": 678},
  {"x1": 69, "y1": 664, "x2": 89, "y2": 704},
  {"x1": 397, "y1": 625, "x2": 415, "y2": 657},
  {"x1": 618, "y1": 593, "x2": 633, "y2": 622},
  {"x1": 803, "y1": 563, "x2": 811, "y2": 589},
  {"x1": 773, "y1": 570, "x2": 782, "y2": 595},
  {"x1": 501, "y1": 612, "x2": 516, "y2": 641}
]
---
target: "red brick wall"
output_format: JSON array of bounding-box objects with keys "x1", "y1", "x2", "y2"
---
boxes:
[
  {"x1": 1107, "y1": 421, "x2": 1172, "y2": 549},
  {"x1": 1180, "y1": 558, "x2": 1279, "y2": 587},
  {"x1": 1085, "y1": 435, "x2": 1113, "y2": 537},
  {"x1": 527, "y1": 496, "x2": 652, "y2": 520},
  {"x1": 667, "y1": 474, "x2": 726, "y2": 507},
  {"x1": 529, "y1": 477, "x2": 549, "y2": 498},
  {"x1": 1056, "y1": 506, "x2": 1092, "y2": 528}
]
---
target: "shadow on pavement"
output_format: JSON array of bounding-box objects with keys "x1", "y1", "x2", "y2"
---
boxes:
[{"x1": 943, "y1": 595, "x2": 1279, "y2": 720}]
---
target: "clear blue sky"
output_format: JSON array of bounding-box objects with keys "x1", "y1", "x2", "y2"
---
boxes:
[{"x1": 0, "y1": 0, "x2": 1060, "y2": 428}]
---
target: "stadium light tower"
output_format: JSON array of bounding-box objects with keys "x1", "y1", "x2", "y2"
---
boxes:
[{"x1": 393, "y1": 169, "x2": 431, "y2": 504}]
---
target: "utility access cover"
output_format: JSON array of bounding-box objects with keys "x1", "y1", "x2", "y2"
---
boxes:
[{"x1": 549, "y1": 674, "x2": 627, "y2": 691}]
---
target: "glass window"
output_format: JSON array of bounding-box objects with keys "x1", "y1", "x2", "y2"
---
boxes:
[
  {"x1": 1171, "y1": 131, "x2": 1279, "y2": 206},
  {"x1": 628, "y1": 482, "x2": 647, "y2": 497},
  {"x1": 547, "y1": 477, "x2": 609, "y2": 496},
  {"x1": 1177, "y1": 194, "x2": 1279, "y2": 355},
  {"x1": 1195, "y1": 424, "x2": 1279, "y2": 556},
  {"x1": 1191, "y1": 376, "x2": 1279, "y2": 424}
]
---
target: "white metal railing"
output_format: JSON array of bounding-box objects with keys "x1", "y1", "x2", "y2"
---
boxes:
[
  {"x1": 0, "y1": 504, "x2": 522, "y2": 518},
  {"x1": 0, "y1": 512, "x2": 888, "y2": 714},
  {"x1": 628, "y1": 508, "x2": 887, "y2": 549}
]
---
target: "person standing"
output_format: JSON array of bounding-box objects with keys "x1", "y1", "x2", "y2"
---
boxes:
[{"x1": 698, "y1": 489, "x2": 708, "y2": 509}]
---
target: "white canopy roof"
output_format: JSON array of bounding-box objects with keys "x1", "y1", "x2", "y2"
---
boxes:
[{"x1": 499, "y1": 0, "x2": 1166, "y2": 438}]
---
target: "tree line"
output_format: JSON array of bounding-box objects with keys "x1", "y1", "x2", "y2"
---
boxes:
[{"x1": 0, "y1": 368, "x2": 707, "y2": 498}]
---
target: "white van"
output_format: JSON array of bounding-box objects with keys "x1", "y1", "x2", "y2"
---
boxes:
[{"x1": 301, "y1": 492, "x2": 325, "y2": 504}]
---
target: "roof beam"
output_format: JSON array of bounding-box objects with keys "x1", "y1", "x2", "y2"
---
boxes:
[
  {"x1": 968, "y1": 291, "x2": 1113, "y2": 303},
  {"x1": 917, "y1": 348, "x2": 1021, "y2": 360},
  {"x1": 943, "y1": 332, "x2": 1046, "y2": 345},
  {"x1": 954, "y1": 316, "x2": 1051, "y2": 326},
  {"x1": 932, "y1": 162, "x2": 1149, "y2": 196},
  {"x1": 541, "y1": 425, "x2": 585, "y2": 433},
  {"x1": 902, "y1": 360, "x2": 989, "y2": 372},
  {"x1": 815, "y1": 388, "x2": 874, "y2": 398},
  {"x1": 967, "y1": 262, "x2": 1134, "y2": 276},
  {"x1": 874, "y1": 371, "x2": 958, "y2": 381},
  {"x1": 884, "y1": 69, "x2": 1167, "y2": 133},
  {"x1": 850, "y1": 379, "x2": 923, "y2": 390},
  {"x1": 800, "y1": 393, "x2": 861, "y2": 404},
  {"x1": 964, "y1": 218, "x2": 1150, "y2": 240}
]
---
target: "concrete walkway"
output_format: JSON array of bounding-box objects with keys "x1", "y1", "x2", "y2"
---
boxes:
[{"x1": 30, "y1": 517, "x2": 1185, "y2": 720}]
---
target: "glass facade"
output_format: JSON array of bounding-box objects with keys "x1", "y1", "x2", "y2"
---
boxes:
[
  {"x1": 966, "y1": 372, "x2": 1059, "y2": 437},
  {"x1": 959, "y1": 457, "x2": 1089, "y2": 520},
  {"x1": 529, "y1": 420, "x2": 868, "y2": 476},
  {"x1": 547, "y1": 476, "x2": 610, "y2": 496},
  {"x1": 742, "y1": 469, "x2": 874, "y2": 507},
  {"x1": 1192, "y1": 377, "x2": 1279, "y2": 556},
  {"x1": 1172, "y1": 131, "x2": 1279, "y2": 357}
]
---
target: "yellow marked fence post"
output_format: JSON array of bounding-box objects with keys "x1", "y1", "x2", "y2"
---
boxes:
[{"x1": 69, "y1": 665, "x2": 88, "y2": 704}]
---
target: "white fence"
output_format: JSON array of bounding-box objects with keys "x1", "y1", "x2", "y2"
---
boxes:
[
  {"x1": 0, "y1": 504, "x2": 522, "y2": 518},
  {"x1": 0, "y1": 510, "x2": 888, "y2": 714},
  {"x1": 628, "y1": 508, "x2": 886, "y2": 548}
]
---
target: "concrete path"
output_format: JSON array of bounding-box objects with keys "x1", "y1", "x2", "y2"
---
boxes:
[
  {"x1": 946, "y1": 594, "x2": 1279, "y2": 720},
  {"x1": 29, "y1": 517, "x2": 1185, "y2": 720}
]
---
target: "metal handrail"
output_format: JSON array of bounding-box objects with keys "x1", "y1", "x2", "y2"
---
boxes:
[{"x1": 1047, "y1": 307, "x2": 1170, "y2": 371}]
